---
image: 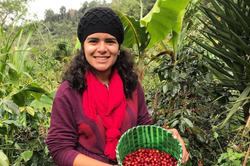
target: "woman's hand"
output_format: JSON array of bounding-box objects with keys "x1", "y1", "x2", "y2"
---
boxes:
[{"x1": 167, "y1": 128, "x2": 189, "y2": 164}]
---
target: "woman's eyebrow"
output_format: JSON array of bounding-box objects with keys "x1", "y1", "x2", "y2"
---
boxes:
[
  {"x1": 86, "y1": 37, "x2": 99, "y2": 40},
  {"x1": 106, "y1": 38, "x2": 117, "y2": 41}
]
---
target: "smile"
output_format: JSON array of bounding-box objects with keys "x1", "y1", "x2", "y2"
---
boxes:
[{"x1": 94, "y1": 56, "x2": 110, "y2": 60}]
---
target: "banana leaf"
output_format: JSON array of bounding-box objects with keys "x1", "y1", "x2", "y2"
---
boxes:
[
  {"x1": 114, "y1": 10, "x2": 150, "y2": 52},
  {"x1": 140, "y1": 0, "x2": 191, "y2": 49}
]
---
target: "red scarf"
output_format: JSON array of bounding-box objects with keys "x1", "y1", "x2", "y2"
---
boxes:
[{"x1": 83, "y1": 69, "x2": 127, "y2": 159}]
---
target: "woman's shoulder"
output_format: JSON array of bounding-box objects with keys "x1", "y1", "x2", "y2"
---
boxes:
[
  {"x1": 55, "y1": 81, "x2": 78, "y2": 97},
  {"x1": 135, "y1": 81, "x2": 144, "y2": 93}
]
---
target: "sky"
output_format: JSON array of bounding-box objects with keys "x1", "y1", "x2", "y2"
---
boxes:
[{"x1": 28, "y1": 0, "x2": 111, "y2": 20}]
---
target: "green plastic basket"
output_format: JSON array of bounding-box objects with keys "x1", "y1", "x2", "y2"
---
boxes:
[{"x1": 116, "y1": 125, "x2": 182, "y2": 166}]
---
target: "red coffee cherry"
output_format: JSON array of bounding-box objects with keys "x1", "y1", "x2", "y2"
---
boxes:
[{"x1": 122, "y1": 148, "x2": 178, "y2": 166}]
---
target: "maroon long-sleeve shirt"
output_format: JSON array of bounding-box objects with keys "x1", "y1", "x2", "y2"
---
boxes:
[{"x1": 46, "y1": 81, "x2": 152, "y2": 166}]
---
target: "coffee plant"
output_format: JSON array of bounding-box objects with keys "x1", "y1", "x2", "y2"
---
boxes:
[{"x1": 145, "y1": 39, "x2": 243, "y2": 165}]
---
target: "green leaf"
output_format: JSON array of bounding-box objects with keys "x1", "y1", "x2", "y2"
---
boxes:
[
  {"x1": 19, "y1": 110, "x2": 27, "y2": 129},
  {"x1": 171, "y1": 86, "x2": 179, "y2": 97},
  {"x1": 179, "y1": 119, "x2": 185, "y2": 133},
  {"x1": 169, "y1": 11, "x2": 185, "y2": 55},
  {"x1": 1, "y1": 99, "x2": 20, "y2": 115},
  {"x1": 227, "y1": 147, "x2": 233, "y2": 155},
  {"x1": 210, "y1": 0, "x2": 224, "y2": 14},
  {"x1": 21, "y1": 150, "x2": 33, "y2": 162},
  {"x1": 204, "y1": 64, "x2": 236, "y2": 87},
  {"x1": 163, "y1": 84, "x2": 167, "y2": 93},
  {"x1": 22, "y1": 82, "x2": 53, "y2": 101},
  {"x1": 22, "y1": 72, "x2": 33, "y2": 80},
  {"x1": 2, "y1": 120, "x2": 22, "y2": 127},
  {"x1": 232, "y1": 160, "x2": 242, "y2": 165},
  {"x1": 220, "y1": 85, "x2": 250, "y2": 128},
  {"x1": 26, "y1": 107, "x2": 35, "y2": 116},
  {"x1": 7, "y1": 63, "x2": 19, "y2": 87},
  {"x1": 214, "y1": 131, "x2": 218, "y2": 139},
  {"x1": 218, "y1": 153, "x2": 227, "y2": 163},
  {"x1": 202, "y1": 30, "x2": 245, "y2": 54},
  {"x1": 183, "y1": 117, "x2": 193, "y2": 128},
  {"x1": 115, "y1": 10, "x2": 150, "y2": 51},
  {"x1": 189, "y1": 149, "x2": 202, "y2": 158},
  {"x1": 229, "y1": 1, "x2": 250, "y2": 39},
  {"x1": 229, "y1": 30, "x2": 250, "y2": 54},
  {"x1": 172, "y1": 11, "x2": 188, "y2": 53},
  {"x1": 170, "y1": 120, "x2": 179, "y2": 128},
  {"x1": 233, "y1": 152, "x2": 245, "y2": 159},
  {"x1": 75, "y1": 38, "x2": 81, "y2": 50},
  {"x1": 196, "y1": 133, "x2": 206, "y2": 143},
  {"x1": 14, "y1": 26, "x2": 35, "y2": 74},
  {"x1": 172, "y1": 70, "x2": 180, "y2": 81},
  {"x1": 141, "y1": 0, "x2": 191, "y2": 49},
  {"x1": 171, "y1": 109, "x2": 182, "y2": 118},
  {"x1": 30, "y1": 89, "x2": 56, "y2": 108},
  {"x1": 0, "y1": 150, "x2": 9, "y2": 166},
  {"x1": 11, "y1": 90, "x2": 30, "y2": 107}
]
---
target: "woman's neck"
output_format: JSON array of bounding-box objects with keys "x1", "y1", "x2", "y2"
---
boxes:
[{"x1": 94, "y1": 69, "x2": 112, "y2": 85}]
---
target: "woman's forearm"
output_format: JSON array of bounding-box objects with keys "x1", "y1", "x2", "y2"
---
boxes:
[{"x1": 73, "y1": 154, "x2": 117, "y2": 166}]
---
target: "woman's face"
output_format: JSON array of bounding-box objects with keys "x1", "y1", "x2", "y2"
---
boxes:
[{"x1": 84, "y1": 33, "x2": 119, "y2": 76}]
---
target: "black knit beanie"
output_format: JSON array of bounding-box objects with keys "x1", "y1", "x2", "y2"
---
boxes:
[{"x1": 77, "y1": 7, "x2": 124, "y2": 45}]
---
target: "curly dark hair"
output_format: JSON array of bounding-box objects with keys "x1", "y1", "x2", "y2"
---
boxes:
[{"x1": 62, "y1": 47, "x2": 139, "y2": 99}]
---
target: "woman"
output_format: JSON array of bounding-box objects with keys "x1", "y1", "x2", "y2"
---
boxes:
[{"x1": 46, "y1": 6, "x2": 189, "y2": 166}]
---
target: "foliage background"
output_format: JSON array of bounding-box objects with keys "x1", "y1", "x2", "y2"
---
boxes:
[{"x1": 0, "y1": 0, "x2": 250, "y2": 165}]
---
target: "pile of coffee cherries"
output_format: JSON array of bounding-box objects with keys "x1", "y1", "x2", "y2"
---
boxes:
[{"x1": 122, "y1": 148, "x2": 178, "y2": 166}]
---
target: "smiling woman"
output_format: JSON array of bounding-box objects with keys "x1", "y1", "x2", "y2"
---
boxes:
[
  {"x1": 84, "y1": 33, "x2": 119, "y2": 84},
  {"x1": 45, "y1": 6, "x2": 189, "y2": 166}
]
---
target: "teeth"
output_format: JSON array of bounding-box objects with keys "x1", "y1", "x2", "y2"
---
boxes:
[{"x1": 95, "y1": 57, "x2": 109, "y2": 59}]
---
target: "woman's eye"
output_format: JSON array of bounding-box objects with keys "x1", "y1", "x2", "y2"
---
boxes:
[
  {"x1": 106, "y1": 40, "x2": 116, "y2": 43},
  {"x1": 89, "y1": 40, "x2": 98, "y2": 43}
]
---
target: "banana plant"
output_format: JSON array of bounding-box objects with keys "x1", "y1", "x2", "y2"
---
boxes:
[
  {"x1": 116, "y1": 0, "x2": 190, "y2": 52},
  {"x1": 192, "y1": 0, "x2": 250, "y2": 128},
  {"x1": 114, "y1": 0, "x2": 190, "y2": 81}
]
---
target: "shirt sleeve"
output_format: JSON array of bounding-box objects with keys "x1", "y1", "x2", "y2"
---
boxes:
[
  {"x1": 46, "y1": 89, "x2": 80, "y2": 166},
  {"x1": 136, "y1": 82, "x2": 153, "y2": 125}
]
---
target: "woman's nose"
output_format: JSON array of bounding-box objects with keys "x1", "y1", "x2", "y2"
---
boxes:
[{"x1": 97, "y1": 42, "x2": 107, "y2": 53}]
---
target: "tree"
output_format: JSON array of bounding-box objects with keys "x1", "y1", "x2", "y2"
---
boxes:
[
  {"x1": 110, "y1": 0, "x2": 156, "y2": 20},
  {"x1": 89, "y1": 0, "x2": 98, "y2": 8},
  {"x1": 79, "y1": 1, "x2": 88, "y2": 15},
  {"x1": 0, "y1": 0, "x2": 33, "y2": 29},
  {"x1": 110, "y1": 0, "x2": 141, "y2": 20},
  {"x1": 59, "y1": 6, "x2": 66, "y2": 19},
  {"x1": 68, "y1": 9, "x2": 77, "y2": 19},
  {"x1": 44, "y1": 9, "x2": 55, "y2": 22},
  {"x1": 141, "y1": 0, "x2": 156, "y2": 18}
]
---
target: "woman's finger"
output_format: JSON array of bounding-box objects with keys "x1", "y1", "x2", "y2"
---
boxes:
[{"x1": 167, "y1": 128, "x2": 189, "y2": 165}]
